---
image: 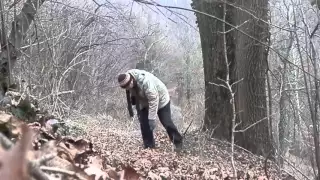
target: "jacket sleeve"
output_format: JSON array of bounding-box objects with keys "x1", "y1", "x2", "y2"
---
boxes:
[
  {"x1": 143, "y1": 80, "x2": 159, "y2": 120},
  {"x1": 131, "y1": 96, "x2": 136, "y2": 105}
]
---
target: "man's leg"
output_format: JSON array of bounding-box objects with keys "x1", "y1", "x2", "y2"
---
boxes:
[
  {"x1": 138, "y1": 108, "x2": 155, "y2": 148},
  {"x1": 157, "y1": 101, "x2": 183, "y2": 149}
]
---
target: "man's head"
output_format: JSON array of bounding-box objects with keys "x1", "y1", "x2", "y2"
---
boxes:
[{"x1": 117, "y1": 73, "x2": 134, "y2": 89}]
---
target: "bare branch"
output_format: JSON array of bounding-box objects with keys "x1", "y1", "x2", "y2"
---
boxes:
[
  {"x1": 235, "y1": 114, "x2": 277, "y2": 133},
  {"x1": 208, "y1": 81, "x2": 228, "y2": 89},
  {"x1": 133, "y1": 0, "x2": 320, "y2": 82},
  {"x1": 47, "y1": 0, "x2": 113, "y2": 21},
  {"x1": 144, "y1": 36, "x2": 166, "y2": 62}
]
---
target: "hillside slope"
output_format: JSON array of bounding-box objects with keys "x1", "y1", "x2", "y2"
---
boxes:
[{"x1": 69, "y1": 114, "x2": 297, "y2": 180}]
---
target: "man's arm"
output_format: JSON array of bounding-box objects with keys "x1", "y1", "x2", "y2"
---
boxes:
[
  {"x1": 131, "y1": 96, "x2": 136, "y2": 105},
  {"x1": 144, "y1": 81, "x2": 159, "y2": 121},
  {"x1": 126, "y1": 90, "x2": 134, "y2": 117}
]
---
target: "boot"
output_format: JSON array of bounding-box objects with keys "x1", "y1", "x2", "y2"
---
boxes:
[{"x1": 174, "y1": 141, "x2": 183, "y2": 152}]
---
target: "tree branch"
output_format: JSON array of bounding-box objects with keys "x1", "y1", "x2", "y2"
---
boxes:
[
  {"x1": 133, "y1": 0, "x2": 320, "y2": 82},
  {"x1": 235, "y1": 114, "x2": 276, "y2": 133}
]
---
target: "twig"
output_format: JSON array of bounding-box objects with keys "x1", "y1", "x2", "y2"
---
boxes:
[
  {"x1": 183, "y1": 118, "x2": 194, "y2": 137},
  {"x1": 218, "y1": 20, "x2": 249, "y2": 34},
  {"x1": 231, "y1": 78, "x2": 244, "y2": 87},
  {"x1": 209, "y1": 2, "x2": 238, "y2": 176},
  {"x1": 40, "y1": 166, "x2": 88, "y2": 180},
  {"x1": 47, "y1": 0, "x2": 113, "y2": 20},
  {"x1": 310, "y1": 21, "x2": 320, "y2": 38},
  {"x1": 144, "y1": 36, "x2": 166, "y2": 62},
  {"x1": 38, "y1": 90, "x2": 75, "y2": 102},
  {"x1": 208, "y1": 82, "x2": 228, "y2": 89},
  {"x1": 264, "y1": 150, "x2": 273, "y2": 179},
  {"x1": 235, "y1": 114, "x2": 276, "y2": 133}
]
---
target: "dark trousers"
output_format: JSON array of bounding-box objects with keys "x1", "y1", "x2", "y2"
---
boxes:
[{"x1": 138, "y1": 101, "x2": 183, "y2": 148}]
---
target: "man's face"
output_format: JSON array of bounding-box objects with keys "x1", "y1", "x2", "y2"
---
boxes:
[
  {"x1": 126, "y1": 80, "x2": 134, "y2": 89},
  {"x1": 121, "y1": 80, "x2": 134, "y2": 90}
]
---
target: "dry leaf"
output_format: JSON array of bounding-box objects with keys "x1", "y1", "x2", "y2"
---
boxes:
[
  {"x1": 122, "y1": 165, "x2": 140, "y2": 180},
  {"x1": 84, "y1": 165, "x2": 108, "y2": 180},
  {"x1": 0, "y1": 124, "x2": 33, "y2": 180},
  {"x1": 0, "y1": 112, "x2": 12, "y2": 124},
  {"x1": 108, "y1": 168, "x2": 121, "y2": 179}
]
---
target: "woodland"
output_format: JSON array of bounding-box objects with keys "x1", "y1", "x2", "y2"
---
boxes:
[{"x1": 0, "y1": 0, "x2": 319, "y2": 179}]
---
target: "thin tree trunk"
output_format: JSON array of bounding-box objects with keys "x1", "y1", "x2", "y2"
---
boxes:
[{"x1": 0, "y1": 0, "x2": 46, "y2": 98}]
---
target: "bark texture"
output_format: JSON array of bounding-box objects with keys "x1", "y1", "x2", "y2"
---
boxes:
[
  {"x1": 191, "y1": 0, "x2": 236, "y2": 140},
  {"x1": 233, "y1": 0, "x2": 272, "y2": 156},
  {"x1": 0, "y1": 0, "x2": 46, "y2": 99},
  {"x1": 192, "y1": 0, "x2": 273, "y2": 155}
]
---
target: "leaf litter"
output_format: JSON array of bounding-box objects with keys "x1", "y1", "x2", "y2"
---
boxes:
[{"x1": 0, "y1": 90, "x2": 296, "y2": 180}]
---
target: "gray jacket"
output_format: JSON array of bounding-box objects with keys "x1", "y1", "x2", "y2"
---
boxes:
[{"x1": 127, "y1": 69, "x2": 170, "y2": 120}]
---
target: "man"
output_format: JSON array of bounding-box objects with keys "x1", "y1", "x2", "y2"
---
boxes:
[{"x1": 117, "y1": 69, "x2": 183, "y2": 151}]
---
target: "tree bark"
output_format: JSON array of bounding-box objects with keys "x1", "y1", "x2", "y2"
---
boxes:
[
  {"x1": 191, "y1": 0, "x2": 236, "y2": 140},
  {"x1": 233, "y1": 0, "x2": 272, "y2": 155},
  {"x1": 192, "y1": 0, "x2": 273, "y2": 156},
  {"x1": 0, "y1": 0, "x2": 46, "y2": 98}
]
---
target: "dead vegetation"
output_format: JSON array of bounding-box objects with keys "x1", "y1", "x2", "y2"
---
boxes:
[
  {"x1": 0, "y1": 89, "x2": 142, "y2": 180},
  {"x1": 0, "y1": 88, "x2": 297, "y2": 180}
]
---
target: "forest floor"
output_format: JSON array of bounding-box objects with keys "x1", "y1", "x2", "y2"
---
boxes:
[
  {"x1": 0, "y1": 95, "x2": 310, "y2": 180},
  {"x1": 65, "y1": 113, "x2": 301, "y2": 180}
]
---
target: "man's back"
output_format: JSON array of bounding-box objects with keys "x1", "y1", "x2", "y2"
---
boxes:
[{"x1": 127, "y1": 69, "x2": 170, "y2": 110}]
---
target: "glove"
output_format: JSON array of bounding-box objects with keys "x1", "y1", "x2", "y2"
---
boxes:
[{"x1": 149, "y1": 119, "x2": 156, "y2": 131}]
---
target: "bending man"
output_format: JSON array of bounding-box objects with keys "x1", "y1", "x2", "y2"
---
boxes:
[{"x1": 117, "y1": 69, "x2": 183, "y2": 152}]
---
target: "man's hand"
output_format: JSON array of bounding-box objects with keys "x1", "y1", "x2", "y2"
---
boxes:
[{"x1": 149, "y1": 119, "x2": 156, "y2": 131}]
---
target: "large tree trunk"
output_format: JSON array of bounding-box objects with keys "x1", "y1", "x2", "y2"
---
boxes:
[
  {"x1": 233, "y1": 0, "x2": 272, "y2": 155},
  {"x1": 191, "y1": 0, "x2": 236, "y2": 140},
  {"x1": 0, "y1": 0, "x2": 46, "y2": 99},
  {"x1": 192, "y1": 0, "x2": 273, "y2": 156}
]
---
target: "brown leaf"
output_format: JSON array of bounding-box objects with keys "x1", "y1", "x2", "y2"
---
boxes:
[
  {"x1": 87, "y1": 155, "x2": 104, "y2": 169},
  {"x1": 0, "y1": 111, "x2": 12, "y2": 124},
  {"x1": 84, "y1": 165, "x2": 108, "y2": 180},
  {"x1": 0, "y1": 124, "x2": 33, "y2": 180},
  {"x1": 108, "y1": 168, "x2": 121, "y2": 179},
  {"x1": 62, "y1": 137, "x2": 93, "y2": 153},
  {"x1": 57, "y1": 141, "x2": 78, "y2": 162},
  {"x1": 122, "y1": 165, "x2": 140, "y2": 180},
  {"x1": 0, "y1": 112, "x2": 24, "y2": 138}
]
